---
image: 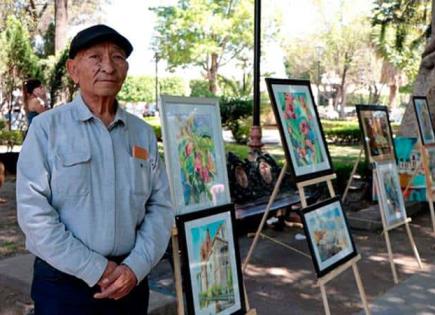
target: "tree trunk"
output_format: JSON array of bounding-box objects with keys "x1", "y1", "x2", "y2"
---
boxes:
[
  {"x1": 388, "y1": 84, "x2": 398, "y2": 108},
  {"x1": 55, "y1": 0, "x2": 68, "y2": 54},
  {"x1": 399, "y1": 36, "x2": 435, "y2": 136},
  {"x1": 207, "y1": 53, "x2": 218, "y2": 95}
]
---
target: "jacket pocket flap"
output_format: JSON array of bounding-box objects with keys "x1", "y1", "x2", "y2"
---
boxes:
[{"x1": 59, "y1": 151, "x2": 91, "y2": 166}]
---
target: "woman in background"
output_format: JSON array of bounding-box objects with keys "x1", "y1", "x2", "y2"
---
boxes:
[{"x1": 23, "y1": 79, "x2": 48, "y2": 126}]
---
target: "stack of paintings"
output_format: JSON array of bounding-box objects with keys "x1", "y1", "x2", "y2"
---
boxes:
[{"x1": 160, "y1": 96, "x2": 246, "y2": 315}]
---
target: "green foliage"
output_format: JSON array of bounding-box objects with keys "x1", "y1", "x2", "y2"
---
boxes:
[
  {"x1": 189, "y1": 80, "x2": 215, "y2": 97},
  {"x1": 371, "y1": 0, "x2": 430, "y2": 81},
  {"x1": 218, "y1": 73, "x2": 253, "y2": 98},
  {"x1": 0, "y1": 130, "x2": 24, "y2": 146},
  {"x1": 220, "y1": 97, "x2": 253, "y2": 144},
  {"x1": 321, "y1": 120, "x2": 362, "y2": 145},
  {"x1": 160, "y1": 76, "x2": 188, "y2": 96},
  {"x1": 0, "y1": 16, "x2": 41, "y2": 108},
  {"x1": 46, "y1": 48, "x2": 75, "y2": 106},
  {"x1": 118, "y1": 76, "x2": 187, "y2": 103},
  {"x1": 151, "y1": 0, "x2": 254, "y2": 93},
  {"x1": 118, "y1": 76, "x2": 154, "y2": 103}
]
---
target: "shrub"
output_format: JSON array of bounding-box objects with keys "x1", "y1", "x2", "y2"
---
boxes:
[
  {"x1": 321, "y1": 120, "x2": 362, "y2": 145},
  {"x1": 220, "y1": 97, "x2": 253, "y2": 144},
  {"x1": 0, "y1": 130, "x2": 24, "y2": 146}
]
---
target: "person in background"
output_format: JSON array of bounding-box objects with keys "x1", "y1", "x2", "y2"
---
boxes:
[
  {"x1": 17, "y1": 24, "x2": 174, "y2": 314},
  {"x1": 23, "y1": 79, "x2": 48, "y2": 126}
]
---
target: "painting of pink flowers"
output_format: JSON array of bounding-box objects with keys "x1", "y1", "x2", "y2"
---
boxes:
[
  {"x1": 160, "y1": 96, "x2": 231, "y2": 215},
  {"x1": 266, "y1": 79, "x2": 333, "y2": 182}
]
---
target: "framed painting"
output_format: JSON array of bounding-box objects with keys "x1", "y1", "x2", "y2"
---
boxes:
[
  {"x1": 299, "y1": 197, "x2": 357, "y2": 277},
  {"x1": 374, "y1": 161, "x2": 408, "y2": 228},
  {"x1": 176, "y1": 204, "x2": 246, "y2": 315},
  {"x1": 160, "y1": 95, "x2": 231, "y2": 215},
  {"x1": 356, "y1": 105, "x2": 396, "y2": 164},
  {"x1": 265, "y1": 78, "x2": 333, "y2": 182},
  {"x1": 413, "y1": 96, "x2": 435, "y2": 146}
]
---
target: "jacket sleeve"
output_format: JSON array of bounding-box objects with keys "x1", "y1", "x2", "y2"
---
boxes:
[{"x1": 16, "y1": 118, "x2": 108, "y2": 287}]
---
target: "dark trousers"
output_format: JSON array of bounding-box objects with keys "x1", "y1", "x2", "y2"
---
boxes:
[{"x1": 31, "y1": 257, "x2": 149, "y2": 315}]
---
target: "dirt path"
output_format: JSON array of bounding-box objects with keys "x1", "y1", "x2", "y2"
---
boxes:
[{"x1": 0, "y1": 177, "x2": 32, "y2": 315}]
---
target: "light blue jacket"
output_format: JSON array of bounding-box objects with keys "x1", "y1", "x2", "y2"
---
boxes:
[{"x1": 17, "y1": 94, "x2": 174, "y2": 287}]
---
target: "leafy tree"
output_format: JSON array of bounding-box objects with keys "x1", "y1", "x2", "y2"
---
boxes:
[
  {"x1": 0, "y1": 16, "x2": 41, "y2": 129},
  {"x1": 371, "y1": 0, "x2": 431, "y2": 108},
  {"x1": 118, "y1": 76, "x2": 187, "y2": 103},
  {"x1": 151, "y1": 0, "x2": 254, "y2": 94}
]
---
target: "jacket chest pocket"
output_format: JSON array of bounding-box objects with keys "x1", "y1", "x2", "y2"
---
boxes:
[
  {"x1": 52, "y1": 151, "x2": 91, "y2": 196},
  {"x1": 131, "y1": 157, "x2": 151, "y2": 195}
]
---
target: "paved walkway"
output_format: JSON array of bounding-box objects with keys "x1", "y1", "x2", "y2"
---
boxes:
[{"x1": 2, "y1": 207, "x2": 435, "y2": 314}]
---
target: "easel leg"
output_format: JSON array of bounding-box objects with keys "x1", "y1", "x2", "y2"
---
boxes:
[
  {"x1": 342, "y1": 147, "x2": 363, "y2": 203},
  {"x1": 242, "y1": 162, "x2": 288, "y2": 272},
  {"x1": 428, "y1": 199, "x2": 435, "y2": 233},
  {"x1": 352, "y1": 263, "x2": 371, "y2": 315},
  {"x1": 319, "y1": 283, "x2": 331, "y2": 315},
  {"x1": 384, "y1": 229, "x2": 399, "y2": 284},
  {"x1": 405, "y1": 222, "x2": 423, "y2": 269},
  {"x1": 171, "y1": 231, "x2": 185, "y2": 315}
]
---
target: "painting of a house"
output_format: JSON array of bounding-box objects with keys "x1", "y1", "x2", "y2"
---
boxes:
[{"x1": 184, "y1": 210, "x2": 243, "y2": 315}]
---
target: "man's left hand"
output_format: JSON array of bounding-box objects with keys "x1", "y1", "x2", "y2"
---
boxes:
[{"x1": 93, "y1": 264, "x2": 137, "y2": 300}]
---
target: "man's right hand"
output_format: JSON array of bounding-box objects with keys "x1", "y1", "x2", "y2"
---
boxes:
[{"x1": 97, "y1": 260, "x2": 118, "y2": 290}]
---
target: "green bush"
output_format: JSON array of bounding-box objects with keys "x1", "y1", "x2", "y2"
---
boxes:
[
  {"x1": 0, "y1": 120, "x2": 6, "y2": 130},
  {"x1": 333, "y1": 160, "x2": 369, "y2": 194},
  {"x1": 321, "y1": 120, "x2": 362, "y2": 145},
  {"x1": 0, "y1": 130, "x2": 24, "y2": 146},
  {"x1": 189, "y1": 79, "x2": 215, "y2": 97},
  {"x1": 220, "y1": 97, "x2": 253, "y2": 144}
]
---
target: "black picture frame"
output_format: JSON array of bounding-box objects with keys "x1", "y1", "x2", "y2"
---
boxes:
[
  {"x1": 176, "y1": 204, "x2": 246, "y2": 315},
  {"x1": 299, "y1": 197, "x2": 358, "y2": 278},
  {"x1": 265, "y1": 78, "x2": 334, "y2": 182},
  {"x1": 412, "y1": 96, "x2": 435, "y2": 146},
  {"x1": 356, "y1": 104, "x2": 397, "y2": 164}
]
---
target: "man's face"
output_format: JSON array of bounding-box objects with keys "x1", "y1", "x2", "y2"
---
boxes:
[{"x1": 67, "y1": 41, "x2": 128, "y2": 99}]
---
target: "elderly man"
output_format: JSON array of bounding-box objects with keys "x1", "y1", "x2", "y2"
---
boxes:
[{"x1": 17, "y1": 24, "x2": 174, "y2": 314}]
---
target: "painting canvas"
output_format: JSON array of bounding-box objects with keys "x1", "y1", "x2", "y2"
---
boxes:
[
  {"x1": 177, "y1": 205, "x2": 246, "y2": 315},
  {"x1": 374, "y1": 161, "x2": 408, "y2": 228},
  {"x1": 300, "y1": 197, "x2": 357, "y2": 277},
  {"x1": 160, "y1": 96, "x2": 231, "y2": 215},
  {"x1": 356, "y1": 105, "x2": 396, "y2": 163},
  {"x1": 413, "y1": 96, "x2": 435, "y2": 145},
  {"x1": 265, "y1": 78, "x2": 333, "y2": 182}
]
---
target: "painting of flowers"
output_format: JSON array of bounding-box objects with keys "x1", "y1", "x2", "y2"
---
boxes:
[
  {"x1": 413, "y1": 96, "x2": 435, "y2": 145},
  {"x1": 356, "y1": 105, "x2": 396, "y2": 163},
  {"x1": 300, "y1": 198, "x2": 357, "y2": 277},
  {"x1": 177, "y1": 205, "x2": 245, "y2": 315},
  {"x1": 160, "y1": 96, "x2": 231, "y2": 215},
  {"x1": 266, "y1": 79, "x2": 333, "y2": 182},
  {"x1": 375, "y1": 161, "x2": 407, "y2": 228}
]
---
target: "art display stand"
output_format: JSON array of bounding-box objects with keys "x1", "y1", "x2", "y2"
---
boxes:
[
  {"x1": 243, "y1": 164, "x2": 370, "y2": 315},
  {"x1": 417, "y1": 142, "x2": 435, "y2": 232},
  {"x1": 171, "y1": 226, "x2": 257, "y2": 315},
  {"x1": 297, "y1": 174, "x2": 371, "y2": 315},
  {"x1": 372, "y1": 170, "x2": 423, "y2": 284},
  {"x1": 341, "y1": 147, "x2": 364, "y2": 204}
]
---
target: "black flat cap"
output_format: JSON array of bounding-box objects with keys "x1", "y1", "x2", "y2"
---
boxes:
[{"x1": 69, "y1": 24, "x2": 133, "y2": 59}]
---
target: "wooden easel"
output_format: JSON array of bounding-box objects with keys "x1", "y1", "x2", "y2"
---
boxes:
[
  {"x1": 372, "y1": 168, "x2": 423, "y2": 284},
  {"x1": 171, "y1": 226, "x2": 257, "y2": 315},
  {"x1": 417, "y1": 142, "x2": 435, "y2": 232},
  {"x1": 243, "y1": 166, "x2": 370, "y2": 315},
  {"x1": 298, "y1": 174, "x2": 371, "y2": 315}
]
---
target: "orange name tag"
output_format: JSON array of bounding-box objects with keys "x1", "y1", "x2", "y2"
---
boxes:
[{"x1": 132, "y1": 145, "x2": 148, "y2": 160}]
